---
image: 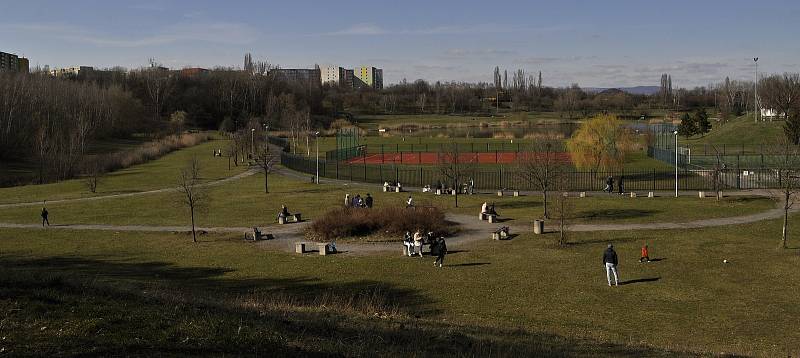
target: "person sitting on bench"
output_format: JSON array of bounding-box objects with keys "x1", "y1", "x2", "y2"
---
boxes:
[
  {"x1": 481, "y1": 202, "x2": 489, "y2": 214},
  {"x1": 487, "y1": 203, "x2": 498, "y2": 216},
  {"x1": 252, "y1": 227, "x2": 262, "y2": 240},
  {"x1": 278, "y1": 205, "x2": 291, "y2": 219}
]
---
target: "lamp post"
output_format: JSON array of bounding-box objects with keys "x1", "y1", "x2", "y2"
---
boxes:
[
  {"x1": 754, "y1": 57, "x2": 759, "y2": 122},
  {"x1": 264, "y1": 124, "x2": 269, "y2": 150},
  {"x1": 314, "y1": 131, "x2": 321, "y2": 184},
  {"x1": 674, "y1": 130, "x2": 679, "y2": 197},
  {"x1": 250, "y1": 128, "x2": 255, "y2": 153}
]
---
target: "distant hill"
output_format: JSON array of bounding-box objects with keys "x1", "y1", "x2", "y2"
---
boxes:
[{"x1": 583, "y1": 86, "x2": 661, "y2": 95}]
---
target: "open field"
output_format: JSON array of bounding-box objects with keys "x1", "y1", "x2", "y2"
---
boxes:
[
  {"x1": 1, "y1": 211, "x2": 799, "y2": 356},
  {"x1": 0, "y1": 138, "x2": 245, "y2": 205},
  {"x1": 683, "y1": 113, "x2": 785, "y2": 147}
]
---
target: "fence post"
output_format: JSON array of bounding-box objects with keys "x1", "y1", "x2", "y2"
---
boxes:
[
  {"x1": 395, "y1": 165, "x2": 399, "y2": 185},
  {"x1": 419, "y1": 166, "x2": 423, "y2": 187}
]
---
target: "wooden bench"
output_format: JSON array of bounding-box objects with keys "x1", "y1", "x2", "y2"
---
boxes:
[
  {"x1": 278, "y1": 213, "x2": 302, "y2": 225},
  {"x1": 492, "y1": 226, "x2": 510, "y2": 240},
  {"x1": 479, "y1": 212, "x2": 498, "y2": 223}
]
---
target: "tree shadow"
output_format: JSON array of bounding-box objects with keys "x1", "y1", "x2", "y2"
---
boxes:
[
  {"x1": 0, "y1": 255, "x2": 691, "y2": 357},
  {"x1": 576, "y1": 209, "x2": 659, "y2": 221},
  {"x1": 619, "y1": 277, "x2": 661, "y2": 285},
  {"x1": 646, "y1": 258, "x2": 666, "y2": 262}
]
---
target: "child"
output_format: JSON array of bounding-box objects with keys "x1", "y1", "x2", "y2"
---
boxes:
[{"x1": 640, "y1": 244, "x2": 650, "y2": 263}]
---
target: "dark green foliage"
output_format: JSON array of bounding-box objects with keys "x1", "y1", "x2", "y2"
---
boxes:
[
  {"x1": 784, "y1": 109, "x2": 800, "y2": 145},
  {"x1": 677, "y1": 113, "x2": 697, "y2": 138},
  {"x1": 695, "y1": 108, "x2": 711, "y2": 136}
]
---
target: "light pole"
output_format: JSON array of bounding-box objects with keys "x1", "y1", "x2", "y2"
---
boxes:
[
  {"x1": 754, "y1": 57, "x2": 759, "y2": 122},
  {"x1": 264, "y1": 124, "x2": 269, "y2": 150},
  {"x1": 250, "y1": 128, "x2": 255, "y2": 153},
  {"x1": 674, "y1": 130, "x2": 679, "y2": 197},
  {"x1": 314, "y1": 131, "x2": 321, "y2": 184}
]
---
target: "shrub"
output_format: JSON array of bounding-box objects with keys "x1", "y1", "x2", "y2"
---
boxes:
[
  {"x1": 310, "y1": 206, "x2": 455, "y2": 240},
  {"x1": 92, "y1": 133, "x2": 209, "y2": 174}
]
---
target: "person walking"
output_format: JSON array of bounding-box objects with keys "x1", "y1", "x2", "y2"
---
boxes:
[
  {"x1": 365, "y1": 193, "x2": 373, "y2": 208},
  {"x1": 41, "y1": 202, "x2": 50, "y2": 227},
  {"x1": 618, "y1": 176, "x2": 625, "y2": 195},
  {"x1": 603, "y1": 244, "x2": 620, "y2": 286},
  {"x1": 640, "y1": 244, "x2": 650, "y2": 263},
  {"x1": 413, "y1": 230, "x2": 424, "y2": 257},
  {"x1": 434, "y1": 237, "x2": 447, "y2": 268},
  {"x1": 406, "y1": 195, "x2": 415, "y2": 208},
  {"x1": 403, "y1": 231, "x2": 414, "y2": 256}
]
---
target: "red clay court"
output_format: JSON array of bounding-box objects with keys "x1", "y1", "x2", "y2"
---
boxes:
[{"x1": 347, "y1": 152, "x2": 572, "y2": 165}]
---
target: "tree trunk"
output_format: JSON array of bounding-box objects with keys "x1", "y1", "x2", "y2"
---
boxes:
[
  {"x1": 190, "y1": 206, "x2": 197, "y2": 243},
  {"x1": 542, "y1": 190, "x2": 549, "y2": 219},
  {"x1": 782, "y1": 191, "x2": 790, "y2": 249},
  {"x1": 264, "y1": 173, "x2": 269, "y2": 193}
]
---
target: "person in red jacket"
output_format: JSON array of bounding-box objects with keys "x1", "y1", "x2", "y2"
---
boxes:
[{"x1": 640, "y1": 244, "x2": 650, "y2": 263}]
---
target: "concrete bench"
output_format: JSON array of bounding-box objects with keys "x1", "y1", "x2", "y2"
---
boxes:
[
  {"x1": 244, "y1": 229, "x2": 273, "y2": 241},
  {"x1": 513, "y1": 191, "x2": 520, "y2": 197},
  {"x1": 316, "y1": 242, "x2": 330, "y2": 256},
  {"x1": 648, "y1": 192, "x2": 654, "y2": 198},
  {"x1": 579, "y1": 192, "x2": 587, "y2": 198},
  {"x1": 295, "y1": 242, "x2": 306, "y2": 254},
  {"x1": 479, "y1": 212, "x2": 498, "y2": 223},
  {"x1": 383, "y1": 186, "x2": 397, "y2": 192},
  {"x1": 497, "y1": 190, "x2": 504, "y2": 197},
  {"x1": 278, "y1": 213, "x2": 302, "y2": 225},
  {"x1": 492, "y1": 227, "x2": 510, "y2": 240},
  {"x1": 630, "y1": 192, "x2": 637, "y2": 198}
]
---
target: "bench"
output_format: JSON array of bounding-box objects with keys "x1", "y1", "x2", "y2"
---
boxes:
[
  {"x1": 243, "y1": 229, "x2": 274, "y2": 241},
  {"x1": 316, "y1": 242, "x2": 330, "y2": 256},
  {"x1": 278, "y1": 213, "x2": 302, "y2": 224},
  {"x1": 513, "y1": 191, "x2": 520, "y2": 197},
  {"x1": 479, "y1": 212, "x2": 498, "y2": 223},
  {"x1": 492, "y1": 226, "x2": 510, "y2": 240},
  {"x1": 295, "y1": 242, "x2": 306, "y2": 254}
]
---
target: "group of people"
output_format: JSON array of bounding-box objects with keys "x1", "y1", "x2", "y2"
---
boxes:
[
  {"x1": 403, "y1": 230, "x2": 447, "y2": 267},
  {"x1": 480, "y1": 202, "x2": 498, "y2": 216},
  {"x1": 603, "y1": 243, "x2": 652, "y2": 287},
  {"x1": 344, "y1": 193, "x2": 374, "y2": 208},
  {"x1": 277, "y1": 205, "x2": 293, "y2": 219},
  {"x1": 604, "y1": 176, "x2": 625, "y2": 194},
  {"x1": 213, "y1": 149, "x2": 223, "y2": 157}
]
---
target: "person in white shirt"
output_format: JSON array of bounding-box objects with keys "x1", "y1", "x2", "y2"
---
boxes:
[
  {"x1": 406, "y1": 195, "x2": 414, "y2": 208},
  {"x1": 413, "y1": 230, "x2": 424, "y2": 257}
]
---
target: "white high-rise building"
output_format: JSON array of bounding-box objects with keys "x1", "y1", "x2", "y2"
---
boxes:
[{"x1": 320, "y1": 65, "x2": 344, "y2": 85}]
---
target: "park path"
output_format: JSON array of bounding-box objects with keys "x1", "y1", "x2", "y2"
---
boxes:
[{"x1": 0, "y1": 168, "x2": 260, "y2": 209}]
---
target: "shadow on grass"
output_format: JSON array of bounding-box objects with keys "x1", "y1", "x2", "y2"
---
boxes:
[
  {"x1": 619, "y1": 277, "x2": 661, "y2": 285},
  {"x1": 0, "y1": 255, "x2": 691, "y2": 357},
  {"x1": 575, "y1": 209, "x2": 660, "y2": 221},
  {"x1": 447, "y1": 262, "x2": 491, "y2": 267}
]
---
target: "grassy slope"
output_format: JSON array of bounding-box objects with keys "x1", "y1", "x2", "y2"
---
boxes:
[
  {"x1": 1, "y1": 213, "x2": 798, "y2": 356},
  {"x1": 0, "y1": 138, "x2": 245, "y2": 204},
  {"x1": 0, "y1": 169, "x2": 775, "y2": 229},
  {"x1": 684, "y1": 114, "x2": 784, "y2": 146}
]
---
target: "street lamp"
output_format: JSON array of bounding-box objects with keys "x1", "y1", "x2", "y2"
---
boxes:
[
  {"x1": 754, "y1": 57, "x2": 759, "y2": 122},
  {"x1": 250, "y1": 128, "x2": 255, "y2": 153},
  {"x1": 314, "y1": 131, "x2": 321, "y2": 184},
  {"x1": 264, "y1": 124, "x2": 269, "y2": 150},
  {"x1": 674, "y1": 130, "x2": 679, "y2": 198}
]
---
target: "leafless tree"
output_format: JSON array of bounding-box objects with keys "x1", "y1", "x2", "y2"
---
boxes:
[
  {"x1": 768, "y1": 139, "x2": 800, "y2": 249},
  {"x1": 176, "y1": 157, "x2": 208, "y2": 243},
  {"x1": 437, "y1": 144, "x2": 475, "y2": 208},
  {"x1": 141, "y1": 67, "x2": 175, "y2": 121},
  {"x1": 515, "y1": 141, "x2": 566, "y2": 219},
  {"x1": 84, "y1": 159, "x2": 104, "y2": 193},
  {"x1": 553, "y1": 191, "x2": 574, "y2": 246},
  {"x1": 709, "y1": 145, "x2": 727, "y2": 201},
  {"x1": 253, "y1": 144, "x2": 278, "y2": 193}
]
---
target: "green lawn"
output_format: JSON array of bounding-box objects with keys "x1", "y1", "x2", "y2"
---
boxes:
[
  {"x1": 683, "y1": 113, "x2": 784, "y2": 147},
  {"x1": 1, "y1": 211, "x2": 798, "y2": 355},
  {"x1": 0, "y1": 168, "x2": 775, "y2": 229},
  {"x1": 0, "y1": 138, "x2": 245, "y2": 205}
]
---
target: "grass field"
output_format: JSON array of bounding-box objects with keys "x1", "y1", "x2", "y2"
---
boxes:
[
  {"x1": 1, "y1": 212, "x2": 798, "y2": 356},
  {"x1": 0, "y1": 138, "x2": 245, "y2": 205},
  {"x1": 683, "y1": 113, "x2": 784, "y2": 147}
]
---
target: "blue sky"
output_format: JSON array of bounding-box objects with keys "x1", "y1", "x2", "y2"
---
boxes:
[{"x1": 2, "y1": 0, "x2": 798, "y2": 87}]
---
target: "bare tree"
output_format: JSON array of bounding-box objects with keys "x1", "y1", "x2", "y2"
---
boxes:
[
  {"x1": 176, "y1": 157, "x2": 208, "y2": 243},
  {"x1": 253, "y1": 144, "x2": 278, "y2": 193},
  {"x1": 709, "y1": 145, "x2": 727, "y2": 201},
  {"x1": 515, "y1": 141, "x2": 566, "y2": 219},
  {"x1": 141, "y1": 67, "x2": 175, "y2": 122},
  {"x1": 84, "y1": 159, "x2": 104, "y2": 193},
  {"x1": 553, "y1": 192, "x2": 574, "y2": 246},
  {"x1": 768, "y1": 139, "x2": 800, "y2": 249},
  {"x1": 437, "y1": 144, "x2": 475, "y2": 208}
]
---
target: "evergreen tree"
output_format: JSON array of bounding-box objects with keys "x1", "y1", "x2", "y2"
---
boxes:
[
  {"x1": 784, "y1": 108, "x2": 800, "y2": 145},
  {"x1": 695, "y1": 108, "x2": 712, "y2": 136},
  {"x1": 677, "y1": 113, "x2": 697, "y2": 138}
]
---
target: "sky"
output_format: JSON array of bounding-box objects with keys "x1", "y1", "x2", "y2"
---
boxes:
[{"x1": 2, "y1": 0, "x2": 799, "y2": 88}]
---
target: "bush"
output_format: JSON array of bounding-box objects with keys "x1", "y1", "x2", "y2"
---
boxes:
[
  {"x1": 91, "y1": 133, "x2": 209, "y2": 174},
  {"x1": 310, "y1": 206, "x2": 455, "y2": 240}
]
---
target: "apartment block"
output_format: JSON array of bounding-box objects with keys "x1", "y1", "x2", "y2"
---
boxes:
[
  {"x1": 0, "y1": 51, "x2": 19, "y2": 72},
  {"x1": 50, "y1": 66, "x2": 94, "y2": 77},
  {"x1": 269, "y1": 68, "x2": 321, "y2": 87},
  {"x1": 354, "y1": 66, "x2": 383, "y2": 89},
  {"x1": 320, "y1": 65, "x2": 345, "y2": 85}
]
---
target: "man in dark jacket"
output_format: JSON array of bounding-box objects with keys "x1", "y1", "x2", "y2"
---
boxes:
[
  {"x1": 365, "y1": 194, "x2": 374, "y2": 208},
  {"x1": 433, "y1": 237, "x2": 447, "y2": 268},
  {"x1": 603, "y1": 244, "x2": 619, "y2": 286},
  {"x1": 41, "y1": 203, "x2": 50, "y2": 227}
]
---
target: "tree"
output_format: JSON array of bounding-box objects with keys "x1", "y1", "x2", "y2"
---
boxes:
[
  {"x1": 437, "y1": 144, "x2": 474, "y2": 208},
  {"x1": 253, "y1": 144, "x2": 278, "y2": 193},
  {"x1": 768, "y1": 139, "x2": 800, "y2": 249},
  {"x1": 553, "y1": 191, "x2": 574, "y2": 246},
  {"x1": 695, "y1": 108, "x2": 711, "y2": 136},
  {"x1": 515, "y1": 141, "x2": 566, "y2": 219},
  {"x1": 176, "y1": 157, "x2": 208, "y2": 243},
  {"x1": 170, "y1": 110, "x2": 188, "y2": 134},
  {"x1": 677, "y1": 113, "x2": 697, "y2": 138},
  {"x1": 566, "y1": 114, "x2": 635, "y2": 172},
  {"x1": 759, "y1": 74, "x2": 800, "y2": 143},
  {"x1": 84, "y1": 159, "x2": 104, "y2": 194}
]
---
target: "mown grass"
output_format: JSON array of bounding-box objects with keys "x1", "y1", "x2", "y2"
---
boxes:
[
  {"x1": 1, "y1": 211, "x2": 799, "y2": 356},
  {"x1": 0, "y1": 137, "x2": 245, "y2": 205},
  {"x1": 0, "y1": 167, "x2": 775, "y2": 230},
  {"x1": 683, "y1": 113, "x2": 784, "y2": 146}
]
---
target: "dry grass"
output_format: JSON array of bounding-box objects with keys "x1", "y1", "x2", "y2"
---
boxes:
[
  {"x1": 310, "y1": 206, "x2": 454, "y2": 240},
  {"x1": 90, "y1": 133, "x2": 209, "y2": 174}
]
